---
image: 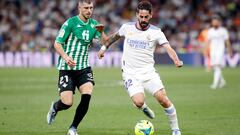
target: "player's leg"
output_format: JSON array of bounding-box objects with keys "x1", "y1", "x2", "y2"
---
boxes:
[
  {"x1": 210, "y1": 52, "x2": 225, "y2": 89},
  {"x1": 211, "y1": 65, "x2": 221, "y2": 89},
  {"x1": 154, "y1": 90, "x2": 181, "y2": 135},
  {"x1": 68, "y1": 68, "x2": 94, "y2": 134},
  {"x1": 47, "y1": 71, "x2": 74, "y2": 125},
  {"x1": 143, "y1": 72, "x2": 180, "y2": 135},
  {"x1": 131, "y1": 93, "x2": 155, "y2": 119},
  {"x1": 69, "y1": 82, "x2": 93, "y2": 129},
  {"x1": 68, "y1": 82, "x2": 92, "y2": 135},
  {"x1": 219, "y1": 73, "x2": 226, "y2": 88},
  {"x1": 123, "y1": 73, "x2": 155, "y2": 119}
]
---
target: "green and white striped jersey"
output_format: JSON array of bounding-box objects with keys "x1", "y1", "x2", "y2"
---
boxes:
[{"x1": 55, "y1": 15, "x2": 101, "y2": 70}]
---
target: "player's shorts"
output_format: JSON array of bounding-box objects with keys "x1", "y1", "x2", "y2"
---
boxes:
[
  {"x1": 58, "y1": 67, "x2": 94, "y2": 94},
  {"x1": 210, "y1": 51, "x2": 224, "y2": 66},
  {"x1": 122, "y1": 70, "x2": 164, "y2": 97}
]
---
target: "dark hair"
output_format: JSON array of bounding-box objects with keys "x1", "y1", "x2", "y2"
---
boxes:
[
  {"x1": 79, "y1": 0, "x2": 93, "y2": 4},
  {"x1": 137, "y1": 1, "x2": 153, "y2": 13},
  {"x1": 211, "y1": 14, "x2": 221, "y2": 21}
]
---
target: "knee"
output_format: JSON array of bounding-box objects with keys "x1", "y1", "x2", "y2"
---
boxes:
[
  {"x1": 61, "y1": 98, "x2": 73, "y2": 107},
  {"x1": 158, "y1": 96, "x2": 171, "y2": 108},
  {"x1": 80, "y1": 82, "x2": 93, "y2": 95},
  {"x1": 133, "y1": 100, "x2": 145, "y2": 108},
  {"x1": 161, "y1": 99, "x2": 171, "y2": 108},
  {"x1": 154, "y1": 90, "x2": 171, "y2": 108},
  {"x1": 60, "y1": 91, "x2": 74, "y2": 107}
]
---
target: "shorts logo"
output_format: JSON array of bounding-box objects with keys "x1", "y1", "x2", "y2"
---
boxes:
[{"x1": 87, "y1": 73, "x2": 94, "y2": 81}]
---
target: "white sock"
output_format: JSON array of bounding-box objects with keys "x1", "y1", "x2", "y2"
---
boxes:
[
  {"x1": 220, "y1": 71, "x2": 225, "y2": 84},
  {"x1": 164, "y1": 104, "x2": 179, "y2": 130},
  {"x1": 213, "y1": 66, "x2": 221, "y2": 86},
  {"x1": 140, "y1": 103, "x2": 148, "y2": 110}
]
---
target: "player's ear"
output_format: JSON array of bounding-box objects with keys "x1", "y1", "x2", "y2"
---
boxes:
[
  {"x1": 78, "y1": 2, "x2": 81, "y2": 11},
  {"x1": 149, "y1": 12, "x2": 153, "y2": 19},
  {"x1": 136, "y1": 12, "x2": 139, "y2": 18}
]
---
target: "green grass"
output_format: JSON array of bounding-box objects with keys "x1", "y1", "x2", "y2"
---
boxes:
[{"x1": 0, "y1": 66, "x2": 240, "y2": 135}]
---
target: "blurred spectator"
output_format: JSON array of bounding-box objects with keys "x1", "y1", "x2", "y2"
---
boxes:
[{"x1": 0, "y1": 0, "x2": 239, "y2": 53}]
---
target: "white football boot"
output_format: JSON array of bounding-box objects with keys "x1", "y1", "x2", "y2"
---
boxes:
[
  {"x1": 47, "y1": 102, "x2": 57, "y2": 125},
  {"x1": 210, "y1": 84, "x2": 217, "y2": 89},
  {"x1": 172, "y1": 129, "x2": 181, "y2": 135},
  {"x1": 68, "y1": 127, "x2": 79, "y2": 135},
  {"x1": 219, "y1": 79, "x2": 226, "y2": 88}
]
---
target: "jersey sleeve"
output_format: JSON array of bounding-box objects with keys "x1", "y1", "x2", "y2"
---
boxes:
[
  {"x1": 157, "y1": 30, "x2": 169, "y2": 45},
  {"x1": 93, "y1": 20, "x2": 102, "y2": 40},
  {"x1": 94, "y1": 29, "x2": 101, "y2": 39},
  {"x1": 118, "y1": 24, "x2": 126, "y2": 37},
  {"x1": 55, "y1": 20, "x2": 72, "y2": 45}
]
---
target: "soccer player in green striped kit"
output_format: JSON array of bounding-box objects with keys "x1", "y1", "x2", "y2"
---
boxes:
[{"x1": 47, "y1": 0, "x2": 106, "y2": 135}]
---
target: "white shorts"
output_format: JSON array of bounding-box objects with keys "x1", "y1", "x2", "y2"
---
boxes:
[
  {"x1": 122, "y1": 71, "x2": 164, "y2": 97},
  {"x1": 210, "y1": 51, "x2": 224, "y2": 66}
]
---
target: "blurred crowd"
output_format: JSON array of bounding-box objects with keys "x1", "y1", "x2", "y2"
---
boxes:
[{"x1": 0, "y1": 0, "x2": 240, "y2": 53}]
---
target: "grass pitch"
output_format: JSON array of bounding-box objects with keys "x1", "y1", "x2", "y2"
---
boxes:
[{"x1": 0, "y1": 66, "x2": 239, "y2": 135}]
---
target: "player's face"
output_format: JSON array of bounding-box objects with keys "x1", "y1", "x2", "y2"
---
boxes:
[
  {"x1": 137, "y1": 10, "x2": 152, "y2": 29},
  {"x1": 78, "y1": 2, "x2": 93, "y2": 20},
  {"x1": 211, "y1": 19, "x2": 220, "y2": 28}
]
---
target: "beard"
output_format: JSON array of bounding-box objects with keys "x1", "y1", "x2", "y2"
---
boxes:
[
  {"x1": 83, "y1": 15, "x2": 90, "y2": 20},
  {"x1": 213, "y1": 24, "x2": 219, "y2": 29},
  {"x1": 139, "y1": 21, "x2": 149, "y2": 29},
  {"x1": 83, "y1": 12, "x2": 91, "y2": 20}
]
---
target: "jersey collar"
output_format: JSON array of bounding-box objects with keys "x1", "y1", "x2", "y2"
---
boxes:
[
  {"x1": 135, "y1": 22, "x2": 150, "y2": 31},
  {"x1": 77, "y1": 15, "x2": 89, "y2": 25}
]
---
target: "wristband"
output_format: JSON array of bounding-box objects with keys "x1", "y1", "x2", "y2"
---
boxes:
[{"x1": 101, "y1": 45, "x2": 107, "y2": 51}]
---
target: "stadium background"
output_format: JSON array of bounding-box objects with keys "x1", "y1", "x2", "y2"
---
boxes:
[
  {"x1": 0, "y1": 0, "x2": 240, "y2": 135},
  {"x1": 0, "y1": 0, "x2": 240, "y2": 67}
]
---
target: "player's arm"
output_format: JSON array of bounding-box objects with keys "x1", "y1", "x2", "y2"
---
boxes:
[
  {"x1": 225, "y1": 39, "x2": 233, "y2": 57},
  {"x1": 162, "y1": 43, "x2": 183, "y2": 67},
  {"x1": 204, "y1": 39, "x2": 211, "y2": 58},
  {"x1": 54, "y1": 42, "x2": 76, "y2": 67},
  {"x1": 54, "y1": 21, "x2": 76, "y2": 67},
  {"x1": 95, "y1": 24, "x2": 108, "y2": 45},
  {"x1": 97, "y1": 32, "x2": 121, "y2": 59}
]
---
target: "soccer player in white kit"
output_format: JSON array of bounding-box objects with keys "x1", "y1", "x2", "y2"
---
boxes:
[
  {"x1": 98, "y1": 1, "x2": 183, "y2": 135},
  {"x1": 206, "y1": 15, "x2": 233, "y2": 89}
]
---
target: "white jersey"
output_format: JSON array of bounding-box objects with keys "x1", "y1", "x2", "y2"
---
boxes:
[
  {"x1": 208, "y1": 27, "x2": 229, "y2": 55},
  {"x1": 118, "y1": 22, "x2": 169, "y2": 74}
]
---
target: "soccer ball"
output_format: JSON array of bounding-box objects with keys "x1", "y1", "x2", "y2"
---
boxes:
[{"x1": 135, "y1": 120, "x2": 154, "y2": 135}]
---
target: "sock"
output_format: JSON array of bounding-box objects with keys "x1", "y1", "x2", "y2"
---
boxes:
[
  {"x1": 213, "y1": 66, "x2": 221, "y2": 86},
  {"x1": 53, "y1": 100, "x2": 71, "y2": 112},
  {"x1": 220, "y1": 71, "x2": 225, "y2": 84},
  {"x1": 164, "y1": 104, "x2": 180, "y2": 131},
  {"x1": 140, "y1": 103, "x2": 148, "y2": 110},
  {"x1": 70, "y1": 94, "x2": 91, "y2": 129}
]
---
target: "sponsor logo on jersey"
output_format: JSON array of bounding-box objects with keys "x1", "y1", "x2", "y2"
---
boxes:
[
  {"x1": 63, "y1": 22, "x2": 68, "y2": 26},
  {"x1": 127, "y1": 39, "x2": 150, "y2": 49},
  {"x1": 58, "y1": 29, "x2": 65, "y2": 38},
  {"x1": 90, "y1": 24, "x2": 95, "y2": 28}
]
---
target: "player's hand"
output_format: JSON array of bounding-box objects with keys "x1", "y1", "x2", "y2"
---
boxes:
[
  {"x1": 229, "y1": 52, "x2": 234, "y2": 58},
  {"x1": 174, "y1": 60, "x2": 183, "y2": 68},
  {"x1": 98, "y1": 49, "x2": 105, "y2": 59},
  {"x1": 95, "y1": 24, "x2": 105, "y2": 33},
  {"x1": 63, "y1": 55, "x2": 76, "y2": 67}
]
